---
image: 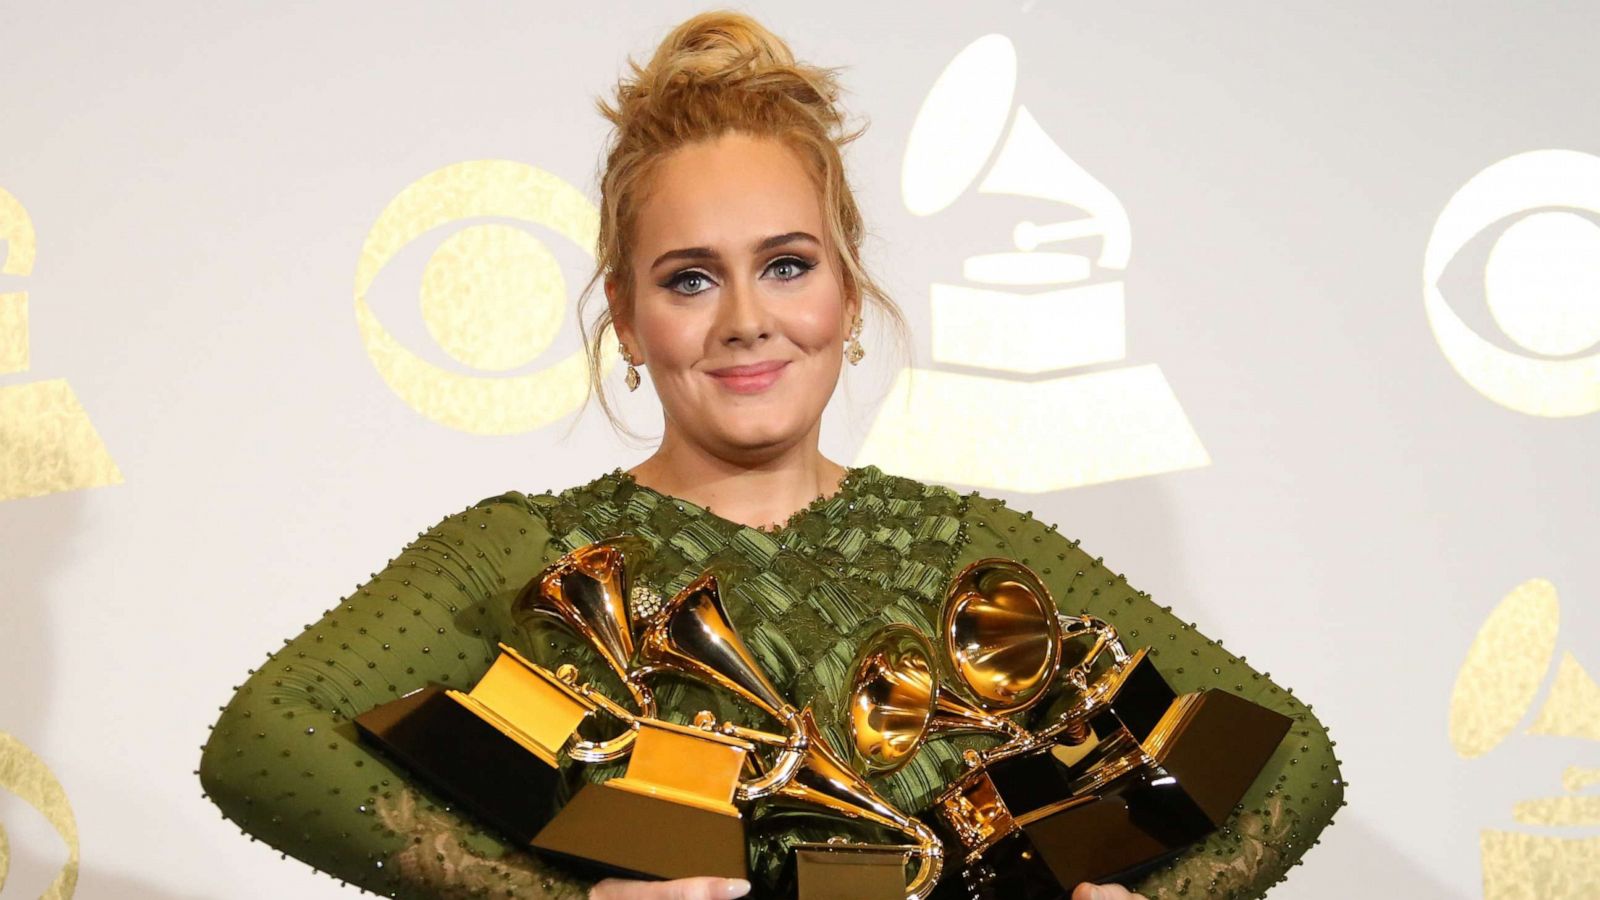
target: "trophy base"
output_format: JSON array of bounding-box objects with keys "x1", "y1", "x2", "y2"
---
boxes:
[
  {"x1": 927, "y1": 763, "x2": 1193, "y2": 898},
  {"x1": 354, "y1": 684, "x2": 563, "y2": 845},
  {"x1": 928, "y1": 745, "x2": 1084, "y2": 862},
  {"x1": 794, "y1": 842, "x2": 909, "y2": 900},
  {"x1": 1014, "y1": 782, "x2": 1194, "y2": 889},
  {"x1": 532, "y1": 779, "x2": 748, "y2": 880},
  {"x1": 929, "y1": 683, "x2": 1293, "y2": 895},
  {"x1": 1143, "y1": 687, "x2": 1293, "y2": 826},
  {"x1": 930, "y1": 822, "x2": 1181, "y2": 900}
]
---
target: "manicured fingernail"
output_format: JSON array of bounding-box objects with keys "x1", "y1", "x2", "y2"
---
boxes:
[{"x1": 723, "y1": 879, "x2": 751, "y2": 898}]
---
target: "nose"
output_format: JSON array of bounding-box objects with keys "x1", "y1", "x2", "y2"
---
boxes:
[{"x1": 714, "y1": 271, "x2": 772, "y2": 348}]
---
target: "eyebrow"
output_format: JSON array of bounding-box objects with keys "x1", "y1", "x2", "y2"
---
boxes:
[{"x1": 648, "y1": 231, "x2": 820, "y2": 272}]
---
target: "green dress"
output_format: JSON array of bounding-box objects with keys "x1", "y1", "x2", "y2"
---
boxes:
[{"x1": 198, "y1": 465, "x2": 1345, "y2": 899}]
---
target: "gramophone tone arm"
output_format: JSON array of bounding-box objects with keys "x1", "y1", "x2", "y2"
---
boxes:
[
  {"x1": 574, "y1": 681, "x2": 649, "y2": 726},
  {"x1": 1023, "y1": 644, "x2": 1139, "y2": 750},
  {"x1": 1057, "y1": 613, "x2": 1131, "y2": 671},
  {"x1": 551, "y1": 665, "x2": 656, "y2": 764},
  {"x1": 733, "y1": 711, "x2": 809, "y2": 802},
  {"x1": 712, "y1": 719, "x2": 799, "y2": 750}
]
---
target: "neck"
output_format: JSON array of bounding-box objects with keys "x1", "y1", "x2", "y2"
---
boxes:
[{"x1": 627, "y1": 429, "x2": 849, "y2": 532}]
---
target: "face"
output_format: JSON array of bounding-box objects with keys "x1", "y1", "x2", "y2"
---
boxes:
[{"x1": 608, "y1": 131, "x2": 859, "y2": 462}]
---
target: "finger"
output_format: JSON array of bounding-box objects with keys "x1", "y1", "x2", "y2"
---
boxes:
[
  {"x1": 590, "y1": 877, "x2": 751, "y2": 900},
  {"x1": 1073, "y1": 884, "x2": 1137, "y2": 900},
  {"x1": 660, "y1": 877, "x2": 752, "y2": 900}
]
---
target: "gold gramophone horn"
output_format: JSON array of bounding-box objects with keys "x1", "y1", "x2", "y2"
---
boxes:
[
  {"x1": 628, "y1": 570, "x2": 948, "y2": 896},
  {"x1": 634, "y1": 571, "x2": 807, "y2": 800},
  {"x1": 513, "y1": 538, "x2": 655, "y2": 762},
  {"x1": 846, "y1": 624, "x2": 1026, "y2": 776},
  {"x1": 769, "y1": 707, "x2": 945, "y2": 900},
  {"x1": 941, "y1": 558, "x2": 1063, "y2": 714}
]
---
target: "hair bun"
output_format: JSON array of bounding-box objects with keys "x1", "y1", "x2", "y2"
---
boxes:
[
  {"x1": 651, "y1": 11, "x2": 797, "y2": 80},
  {"x1": 600, "y1": 10, "x2": 846, "y2": 134}
]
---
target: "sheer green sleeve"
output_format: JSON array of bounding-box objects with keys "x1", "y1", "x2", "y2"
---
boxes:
[
  {"x1": 955, "y1": 497, "x2": 1346, "y2": 900},
  {"x1": 198, "y1": 492, "x2": 598, "y2": 899}
]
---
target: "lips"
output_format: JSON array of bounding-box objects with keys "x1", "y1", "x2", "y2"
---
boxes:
[{"x1": 707, "y1": 359, "x2": 789, "y2": 394}]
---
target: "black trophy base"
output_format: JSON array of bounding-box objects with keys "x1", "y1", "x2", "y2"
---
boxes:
[
  {"x1": 926, "y1": 826, "x2": 1064, "y2": 900},
  {"x1": 531, "y1": 780, "x2": 749, "y2": 881},
  {"x1": 926, "y1": 767, "x2": 1194, "y2": 900},
  {"x1": 930, "y1": 825, "x2": 1180, "y2": 900},
  {"x1": 353, "y1": 684, "x2": 562, "y2": 845},
  {"x1": 929, "y1": 681, "x2": 1294, "y2": 897},
  {"x1": 794, "y1": 842, "x2": 909, "y2": 900}
]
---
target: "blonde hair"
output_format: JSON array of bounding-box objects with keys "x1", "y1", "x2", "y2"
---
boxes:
[{"x1": 576, "y1": 9, "x2": 910, "y2": 437}]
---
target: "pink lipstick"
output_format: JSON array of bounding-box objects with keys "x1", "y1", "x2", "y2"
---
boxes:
[{"x1": 707, "y1": 359, "x2": 788, "y2": 394}]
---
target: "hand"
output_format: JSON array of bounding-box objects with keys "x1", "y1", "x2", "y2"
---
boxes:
[
  {"x1": 589, "y1": 877, "x2": 751, "y2": 899},
  {"x1": 1072, "y1": 884, "x2": 1147, "y2": 900}
]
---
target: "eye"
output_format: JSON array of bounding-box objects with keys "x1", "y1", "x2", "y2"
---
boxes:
[
  {"x1": 767, "y1": 255, "x2": 815, "y2": 282},
  {"x1": 664, "y1": 269, "x2": 714, "y2": 296}
]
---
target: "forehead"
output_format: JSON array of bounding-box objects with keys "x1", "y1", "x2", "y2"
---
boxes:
[{"x1": 635, "y1": 132, "x2": 823, "y2": 253}]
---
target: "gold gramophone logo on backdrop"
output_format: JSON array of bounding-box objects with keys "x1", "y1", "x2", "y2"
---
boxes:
[
  {"x1": 353, "y1": 160, "x2": 617, "y2": 434},
  {"x1": 0, "y1": 185, "x2": 121, "y2": 503},
  {"x1": 1424, "y1": 149, "x2": 1600, "y2": 417},
  {"x1": 855, "y1": 34, "x2": 1208, "y2": 493},
  {"x1": 1449, "y1": 578, "x2": 1600, "y2": 897}
]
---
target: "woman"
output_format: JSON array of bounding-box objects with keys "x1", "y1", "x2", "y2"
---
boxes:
[{"x1": 199, "y1": 11, "x2": 1343, "y2": 900}]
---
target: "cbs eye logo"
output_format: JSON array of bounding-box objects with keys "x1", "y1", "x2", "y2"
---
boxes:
[
  {"x1": 353, "y1": 160, "x2": 617, "y2": 434},
  {"x1": 1424, "y1": 149, "x2": 1600, "y2": 417}
]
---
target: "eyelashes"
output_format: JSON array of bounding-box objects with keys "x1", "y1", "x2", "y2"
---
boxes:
[
  {"x1": 765, "y1": 255, "x2": 816, "y2": 283},
  {"x1": 661, "y1": 255, "x2": 816, "y2": 296}
]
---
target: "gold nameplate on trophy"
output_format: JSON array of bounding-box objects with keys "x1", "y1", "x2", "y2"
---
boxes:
[
  {"x1": 354, "y1": 642, "x2": 599, "y2": 845},
  {"x1": 444, "y1": 644, "x2": 594, "y2": 766},
  {"x1": 533, "y1": 716, "x2": 756, "y2": 879}
]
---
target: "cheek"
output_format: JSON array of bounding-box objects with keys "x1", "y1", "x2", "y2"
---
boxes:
[
  {"x1": 783, "y1": 298, "x2": 846, "y2": 351},
  {"x1": 634, "y1": 306, "x2": 707, "y2": 367}
]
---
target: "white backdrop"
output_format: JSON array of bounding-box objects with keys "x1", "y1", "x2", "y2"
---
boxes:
[{"x1": 2, "y1": 2, "x2": 1597, "y2": 897}]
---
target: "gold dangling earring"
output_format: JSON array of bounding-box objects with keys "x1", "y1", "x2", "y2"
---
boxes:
[
  {"x1": 845, "y1": 314, "x2": 865, "y2": 365},
  {"x1": 620, "y1": 342, "x2": 641, "y2": 391}
]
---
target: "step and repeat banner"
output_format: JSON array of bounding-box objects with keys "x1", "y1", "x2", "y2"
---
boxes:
[{"x1": 1, "y1": 2, "x2": 1596, "y2": 897}]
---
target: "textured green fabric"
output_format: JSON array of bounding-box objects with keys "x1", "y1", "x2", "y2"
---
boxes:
[{"x1": 199, "y1": 465, "x2": 1345, "y2": 899}]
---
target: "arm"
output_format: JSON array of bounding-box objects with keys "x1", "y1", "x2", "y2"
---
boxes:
[
  {"x1": 957, "y1": 498, "x2": 1346, "y2": 900},
  {"x1": 198, "y1": 492, "x2": 598, "y2": 899}
]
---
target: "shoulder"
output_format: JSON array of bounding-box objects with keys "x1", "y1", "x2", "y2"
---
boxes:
[
  {"x1": 847, "y1": 464, "x2": 967, "y2": 513},
  {"x1": 850, "y1": 468, "x2": 1098, "y2": 580},
  {"x1": 860, "y1": 466, "x2": 1068, "y2": 540},
  {"x1": 869, "y1": 474, "x2": 1112, "y2": 588},
  {"x1": 459, "y1": 469, "x2": 635, "y2": 540}
]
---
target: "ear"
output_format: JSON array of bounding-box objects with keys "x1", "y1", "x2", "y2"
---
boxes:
[
  {"x1": 604, "y1": 272, "x2": 639, "y2": 362},
  {"x1": 843, "y1": 273, "x2": 864, "y2": 337}
]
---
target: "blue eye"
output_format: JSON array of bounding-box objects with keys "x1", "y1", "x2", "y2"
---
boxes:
[
  {"x1": 768, "y1": 256, "x2": 815, "y2": 281},
  {"x1": 662, "y1": 256, "x2": 814, "y2": 296},
  {"x1": 667, "y1": 271, "x2": 712, "y2": 296}
]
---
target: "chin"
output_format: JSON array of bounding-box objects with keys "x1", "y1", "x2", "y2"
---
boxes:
[{"x1": 710, "y1": 416, "x2": 808, "y2": 454}]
